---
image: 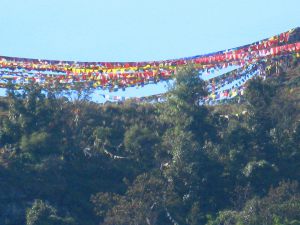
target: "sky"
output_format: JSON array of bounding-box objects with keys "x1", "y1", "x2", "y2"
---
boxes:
[{"x1": 0, "y1": 0, "x2": 299, "y2": 101}]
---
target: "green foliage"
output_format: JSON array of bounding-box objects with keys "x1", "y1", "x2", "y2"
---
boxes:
[
  {"x1": 90, "y1": 192, "x2": 121, "y2": 218},
  {"x1": 26, "y1": 200, "x2": 76, "y2": 225},
  {"x1": 124, "y1": 124, "x2": 158, "y2": 168},
  {"x1": 91, "y1": 172, "x2": 171, "y2": 225},
  {"x1": 20, "y1": 132, "x2": 50, "y2": 153},
  {"x1": 169, "y1": 65, "x2": 208, "y2": 106},
  {"x1": 0, "y1": 65, "x2": 299, "y2": 225},
  {"x1": 209, "y1": 181, "x2": 300, "y2": 225}
]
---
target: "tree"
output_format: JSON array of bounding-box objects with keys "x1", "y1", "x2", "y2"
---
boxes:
[
  {"x1": 157, "y1": 66, "x2": 224, "y2": 224},
  {"x1": 92, "y1": 172, "x2": 174, "y2": 225},
  {"x1": 124, "y1": 124, "x2": 159, "y2": 169},
  {"x1": 26, "y1": 199, "x2": 76, "y2": 225},
  {"x1": 208, "y1": 181, "x2": 300, "y2": 225},
  {"x1": 244, "y1": 78, "x2": 278, "y2": 160}
]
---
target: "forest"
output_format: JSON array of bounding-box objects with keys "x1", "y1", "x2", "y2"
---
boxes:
[{"x1": 0, "y1": 63, "x2": 300, "y2": 225}]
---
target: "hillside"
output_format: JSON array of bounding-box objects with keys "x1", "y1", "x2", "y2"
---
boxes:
[{"x1": 0, "y1": 63, "x2": 300, "y2": 225}]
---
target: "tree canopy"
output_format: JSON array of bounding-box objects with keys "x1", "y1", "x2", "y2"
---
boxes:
[{"x1": 0, "y1": 64, "x2": 300, "y2": 225}]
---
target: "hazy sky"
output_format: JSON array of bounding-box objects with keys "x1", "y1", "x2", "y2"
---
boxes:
[
  {"x1": 0, "y1": 0, "x2": 299, "y2": 100},
  {"x1": 1, "y1": 0, "x2": 299, "y2": 62}
]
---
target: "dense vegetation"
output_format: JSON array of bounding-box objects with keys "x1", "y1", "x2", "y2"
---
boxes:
[{"x1": 0, "y1": 64, "x2": 300, "y2": 225}]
